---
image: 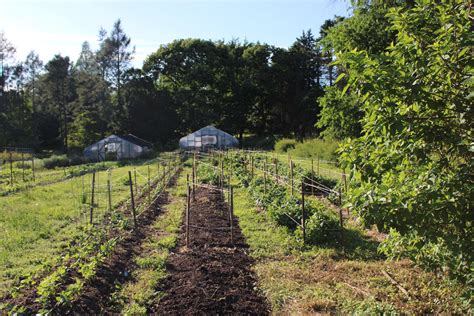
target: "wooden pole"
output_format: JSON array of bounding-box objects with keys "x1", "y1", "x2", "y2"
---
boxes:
[
  {"x1": 290, "y1": 160, "x2": 294, "y2": 196},
  {"x1": 21, "y1": 152, "x2": 25, "y2": 182},
  {"x1": 263, "y1": 162, "x2": 267, "y2": 195},
  {"x1": 107, "y1": 179, "x2": 112, "y2": 211},
  {"x1": 129, "y1": 171, "x2": 138, "y2": 230},
  {"x1": 186, "y1": 185, "x2": 190, "y2": 247},
  {"x1": 9, "y1": 152, "x2": 13, "y2": 186},
  {"x1": 147, "y1": 164, "x2": 151, "y2": 205},
  {"x1": 311, "y1": 159, "x2": 314, "y2": 195},
  {"x1": 317, "y1": 155, "x2": 320, "y2": 176},
  {"x1": 251, "y1": 155, "x2": 254, "y2": 179},
  {"x1": 90, "y1": 171, "x2": 96, "y2": 224},
  {"x1": 32, "y1": 155, "x2": 35, "y2": 182},
  {"x1": 302, "y1": 182, "x2": 306, "y2": 245},
  {"x1": 230, "y1": 186, "x2": 234, "y2": 246}
]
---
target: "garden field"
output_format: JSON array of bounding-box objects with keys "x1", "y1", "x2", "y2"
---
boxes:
[{"x1": 0, "y1": 150, "x2": 471, "y2": 314}]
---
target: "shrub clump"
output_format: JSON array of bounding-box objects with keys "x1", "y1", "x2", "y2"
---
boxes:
[{"x1": 274, "y1": 138, "x2": 297, "y2": 153}]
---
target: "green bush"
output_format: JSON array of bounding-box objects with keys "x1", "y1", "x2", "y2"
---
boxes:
[
  {"x1": 301, "y1": 211, "x2": 340, "y2": 243},
  {"x1": 274, "y1": 138, "x2": 297, "y2": 153},
  {"x1": 288, "y1": 138, "x2": 339, "y2": 161},
  {"x1": 42, "y1": 155, "x2": 86, "y2": 169}
]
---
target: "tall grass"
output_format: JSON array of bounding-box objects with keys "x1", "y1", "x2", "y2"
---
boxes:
[{"x1": 274, "y1": 138, "x2": 339, "y2": 161}]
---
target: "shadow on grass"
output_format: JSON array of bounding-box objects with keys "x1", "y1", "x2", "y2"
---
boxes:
[{"x1": 310, "y1": 228, "x2": 384, "y2": 261}]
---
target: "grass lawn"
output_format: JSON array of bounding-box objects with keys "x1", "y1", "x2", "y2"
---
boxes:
[{"x1": 0, "y1": 159, "x2": 167, "y2": 296}]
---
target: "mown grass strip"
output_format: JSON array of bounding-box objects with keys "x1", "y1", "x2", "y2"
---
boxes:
[{"x1": 232, "y1": 181, "x2": 470, "y2": 314}]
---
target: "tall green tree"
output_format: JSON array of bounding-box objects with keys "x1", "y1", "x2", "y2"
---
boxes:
[
  {"x1": 97, "y1": 19, "x2": 134, "y2": 132},
  {"x1": 338, "y1": 0, "x2": 472, "y2": 283},
  {"x1": 43, "y1": 55, "x2": 76, "y2": 151}
]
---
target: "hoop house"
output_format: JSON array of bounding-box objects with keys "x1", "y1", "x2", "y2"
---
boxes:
[
  {"x1": 179, "y1": 126, "x2": 239, "y2": 151},
  {"x1": 84, "y1": 134, "x2": 153, "y2": 161}
]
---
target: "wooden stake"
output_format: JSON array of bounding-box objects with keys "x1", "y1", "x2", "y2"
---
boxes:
[
  {"x1": 290, "y1": 160, "x2": 294, "y2": 196},
  {"x1": 9, "y1": 152, "x2": 13, "y2": 186},
  {"x1": 301, "y1": 182, "x2": 306, "y2": 245},
  {"x1": 90, "y1": 171, "x2": 96, "y2": 224},
  {"x1": 186, "y1": 185, "x2": 190, "y2": 247},
  {"x1": 230, "y1": 186, "x2": 234, "y2": 246},
  {"x1": 263, "y1": 162, "x2": 267, "y2": 195},
  {"x1": 147, "y1": 164, "x2": 151, "y2": 205},
  {"x1": 107, "y1": 179, "x2": 112, "y2": 211},
  {"x1": 129, "y1": 171, "x2": 138, "y2": 230},
  {"x1": 311, "y1": 159, "x2": 314, "y2": 195},
  {"x1": 317, "y1": 155, "x2": 320, "y2": 176},
  {"x1": 21, "y1": 152, "x2": 25, "y2": 182},
  {"x1": 32, "y1": 155, "x2": 35, "y2": 182}
]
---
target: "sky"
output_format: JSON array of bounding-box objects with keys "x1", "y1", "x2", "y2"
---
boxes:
[{"x1": 1, "y1": 0, "x2": 351, "y2": 68}]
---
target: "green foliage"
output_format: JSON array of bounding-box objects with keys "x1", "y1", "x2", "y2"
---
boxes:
[
  {"x1": 274, "y1": 139, "x2": 297, "y2": 153},
  {"x1": 317, "y1": 85, "x2": 362, "y2": 140},
  {"x1": 286, "y1": 138, "x2": 339, "y2": 161},
  {"x1": 299, "y1": 211, "x2": 339, "y2": 244},
  {"x1": 337, "y1": 1, "x2": 473, "y2": 285}
]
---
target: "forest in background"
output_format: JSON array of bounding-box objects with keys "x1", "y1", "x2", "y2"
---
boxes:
[{"x1": 0, "y1": 0, "x2": 472, "y2": 294}]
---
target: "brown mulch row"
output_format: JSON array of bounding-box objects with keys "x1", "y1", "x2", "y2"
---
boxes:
[{"x1": 151, "y1": 186, "x2": 270, "y2": 315}]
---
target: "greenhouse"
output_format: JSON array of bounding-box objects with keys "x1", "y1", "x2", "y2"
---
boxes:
[
  {"x1": 84, "y1": 134, "x2": 153, "y2": 161},
  {"x1": 179, "y1": 126, "x2": 239, "y2": 151}
]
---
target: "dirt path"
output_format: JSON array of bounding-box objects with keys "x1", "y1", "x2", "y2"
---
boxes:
[{"x1": 151, "y1": 187, "x2": 270, "y2": 315}]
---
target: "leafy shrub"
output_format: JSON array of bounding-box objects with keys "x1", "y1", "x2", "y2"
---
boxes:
[
  {"x1": 274, "y1": 138, "x2": 297, "y2": 153},
  {"x1": 42, "y1": 155, "x2": 86, "y2": 169},
  {"x1": 288, "y1": 138, "x2": 339, "y2": 161},
  {"x1": 301, "y1": 211, "x2": 340, "y2": 243}
]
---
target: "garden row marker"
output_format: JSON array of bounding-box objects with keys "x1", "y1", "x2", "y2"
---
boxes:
[
  {"x1": 9, "y1": 152, "x2": 13, "y2": 186},
  {"x1": 186, "y1": 185, "x2": 190, "y2": 247},
  {"x1": 147, "y1": 164, "x2": 151, "y2": 205},
  {"x1": 230, "y1": 186, "x2": 234, "y2": 246},
  {"x1": 21, "y1": 152, "x2": 25, "y2": 182},
  {"x1": 107, "y1": 179, "x2": 112, "y2": 212},
  {"x1": 301, "y1": 181, "x2": 306, "y2": 245},
  {"x1": 290, "y1": 160, "x2": 294, "y2": 196},
  {"x1": 90, "y1": 171, "x2": 96, "y2": 224},
  {"x1": 128, "y1": 170, "x2": 138, "y2": 230},
  {"x1": 31, "y1": 155, "x2": 35, "y2": 182},
  {"x1": 263, "y1": 162, "x2": 267, "y2": 195}
]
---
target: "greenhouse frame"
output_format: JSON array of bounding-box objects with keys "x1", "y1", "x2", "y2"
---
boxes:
[
  {"x1": 84, "y1": 134, "x2": 153, "y2": 161},
  {"x1": 179, "y1": 126, "x2": 239, "y2": 151}
]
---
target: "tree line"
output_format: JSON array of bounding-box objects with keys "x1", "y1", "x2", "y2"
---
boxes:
[{"x1": 0, "y1": 20, "x2": 338, "y2": 151}]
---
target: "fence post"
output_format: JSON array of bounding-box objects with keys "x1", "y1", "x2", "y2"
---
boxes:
[
  {"x1": 317, "y1": 155, "x2": 320, "y2": 176},
  {"x1": 251, "y1": 155, "x2": 254, "y2": 179},
  {"x1": 21, "y1": 152, "x2": 25, "y2": 182},
  {"x1": 263, "y1": 162, "x2": 267, "y2": 195},
  {"x1": 192, "y1": 153, "x2": 196, "y2": 200},
  {"x1": 147, "y1": 164, "x2": 151, "y2": 205},
  {"x1": 107, "y1": 179, "x2": 112, "y2": 211},
  {"x1": 311, "y1": 159, "x2": 315, "y2": 195},
  {"x1": 90, "y1": 171, "x2": 96, "y2": 224},
  {"x1": 290, "y1": 160, "x2": 294, "y2": 196},
  {"x1": 338, "y1": 186, "x2": 344, "y2": 238},
  {"x1": 186, "y1": 185, "x2": 190, "y2": 247},
  {"x1": 302, "y1": 182, "x2": 306, "y2": 245},
  {"x1": 230, "y1": 186, "x2": 234, "y2": 246},
  {"x1": 9, "y1": 152, "x2": 13, "y2": 186},
  {"x1": 128, "y1": 171, "x2": 138, "y2": 230},
  {"x1": 32, "y1": 155, "x2": 35, "y2": 182}
]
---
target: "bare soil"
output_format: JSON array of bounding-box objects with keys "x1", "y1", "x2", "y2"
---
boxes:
[{"x1": 151, "y1": 187, "x2": 270, "y2": 315}]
